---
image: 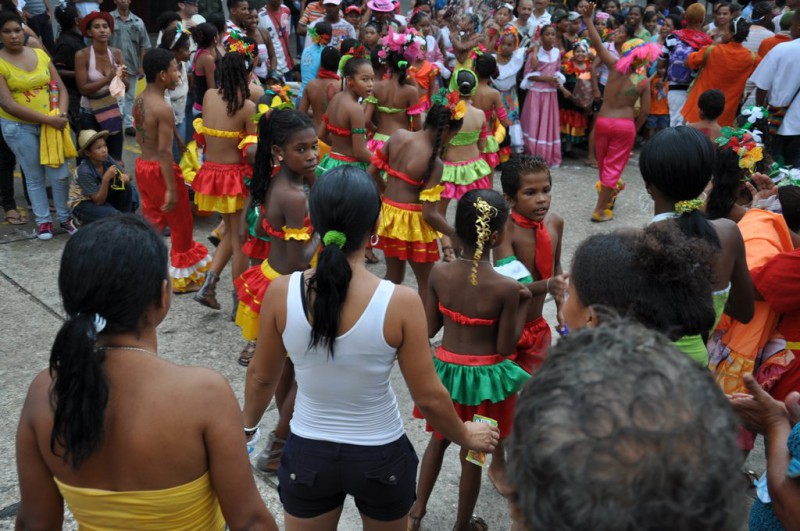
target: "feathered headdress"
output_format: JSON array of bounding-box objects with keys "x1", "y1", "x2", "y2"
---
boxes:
[
  {"x1": 225, "y1": 29, "x2": 256, "y2": 62},
  {"x1": 308, "y1": 26, "x2": 332, "y2": 46},
  {"x1": 431, "y1": 88, "x2": 466, "y2": 120},
  {"x1": 378, "y1": 27, "x2": 425, "y2": 65},
  {"x1": 615, "y1": 39, "x2": 661, "y2": 74},
  {"x1": 339, "y1": 44, "x2": 371, "y2": 76}
]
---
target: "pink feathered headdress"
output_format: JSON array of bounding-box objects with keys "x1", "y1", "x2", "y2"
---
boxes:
[
  {"x1": 614, "y1": 39, "x2": 661, "y2": 75},
  {"x1": 379, "y1": 26, "x2": 425, "y2": 64}
]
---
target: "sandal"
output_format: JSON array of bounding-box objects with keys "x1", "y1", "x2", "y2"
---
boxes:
[
  {"x1": 255, "y1": 430, "x2": 286, "y2": 474},
  {"x1": 466, "y1": 516, "x2": 488, "y2": 531},
  {"x1": 3, "y1": 209, "x2": 26, "y2": 225},
  {"x1": 441, "y1": 246, "x2": 456, "y2": 262},
  {"x1": 365, "y1": 249, "x2": 380, "y2": 264},
  {"x1": 237, "y1": 341, "x2": 257, "y2": 367},
  {"x1": 591, "y1": 209, "x2": 613, "y2": 223}
]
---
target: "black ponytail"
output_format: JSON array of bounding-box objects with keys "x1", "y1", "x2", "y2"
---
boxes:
[
  {"x1": 307, "y1": 166, "x2": 381, "y2": 357},
  {"x1": 639, "y1": 127, "x2": 721, "y2": 248},
  {"x1": 50, "y1": 215, "x2": 168, "y2": 469},
  {"x1": 423, "y1": 103, "x2": 463, "y2": 184},
  {"x1": 251, "y1": 109, "x2": 315, "y2": 208}
]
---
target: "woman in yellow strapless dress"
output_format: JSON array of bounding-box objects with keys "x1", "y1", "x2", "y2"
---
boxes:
[{"x1": 14, "y1": 215, "x2": 277, "y2": 530}]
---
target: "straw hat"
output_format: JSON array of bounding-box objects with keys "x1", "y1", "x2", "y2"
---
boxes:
[{"x1": 78, "y1": 129, "x2": 110, "y2": 156}]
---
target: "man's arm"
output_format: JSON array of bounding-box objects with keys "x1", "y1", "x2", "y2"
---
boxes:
[{"x1": 156, "y1": 103, "x2": 178, "y2": 212}]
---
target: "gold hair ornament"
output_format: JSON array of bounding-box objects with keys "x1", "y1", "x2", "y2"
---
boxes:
[{"x1": 470, "y1": 197, "x2": 498, "y2": 286}]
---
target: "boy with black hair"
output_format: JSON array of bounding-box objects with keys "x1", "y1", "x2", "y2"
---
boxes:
[
  {"x1": 688, "y1": 88, "x2": 725, "y2": 140},
  {"x1": 133, "y1": 48, "x2": 211, "y2": 293},
  {"x1": 490, "y1": 155, "x2": 566, "y2": 496}
]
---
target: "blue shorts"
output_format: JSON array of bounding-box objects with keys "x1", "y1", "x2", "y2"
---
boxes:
[
  {"x1": 647, "y1": 114, "x2": 669, "y2": 130},
  {"x1": 278, "y1": 432, "x2": 419, "y2": 521}
]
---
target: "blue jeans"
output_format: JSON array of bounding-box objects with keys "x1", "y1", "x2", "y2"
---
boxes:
[
  {"x1": 123, "y1": 79, "x2": 139, "y2": 129},
  {"x1": 0, "y1": 117, "x2": 69, "y2": 225}
]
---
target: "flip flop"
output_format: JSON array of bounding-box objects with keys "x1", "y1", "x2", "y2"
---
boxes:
[
  {"x1": 468, "y1": 515, "x2": 488, "y2": 531},
  {"x1": 4, "y1": 210, "x2": 26, "y2": 225},
  {"x1": 365, "y1": 249, "x2": 380, "y2": 264},
  {"x1": 238, "y1": 341, "x2": 257, "y2": 367},
  {"x1": 591, "y1": 209, "x2": 614, "y2": 223}
]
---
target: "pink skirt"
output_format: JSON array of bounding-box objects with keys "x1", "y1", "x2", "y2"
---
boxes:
[{"x1": 520, "y1": 88, "x2": 561, "y2": 168}]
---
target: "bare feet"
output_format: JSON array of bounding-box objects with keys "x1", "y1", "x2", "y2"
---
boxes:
[{"x1": 441, "y1": 246, "x2": 456, "y2": 262}]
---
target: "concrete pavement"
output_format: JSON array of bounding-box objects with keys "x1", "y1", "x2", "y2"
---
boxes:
[{"x1": 0, "y1": 137, "x2": 763, "y2": 530}]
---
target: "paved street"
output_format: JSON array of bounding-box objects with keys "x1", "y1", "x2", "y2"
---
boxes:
[{"x1": 0, "y1": 136, "x2": 764, "y2": 529}]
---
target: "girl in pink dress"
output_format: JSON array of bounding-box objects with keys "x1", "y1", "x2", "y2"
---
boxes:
[{"x1": 519, "y1": 25, "x2": 562, "y2": 168}]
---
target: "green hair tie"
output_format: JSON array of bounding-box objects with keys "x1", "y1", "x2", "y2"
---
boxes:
[
  {"x1": 674, "y1": 199, "x2": 705, "y2": 215},
  {"x1": 449, "y1": 68, "x2": 478, "y2": 97},
  {"x1": 323, "y1": 230, "x2": 347, "y2": 248}
]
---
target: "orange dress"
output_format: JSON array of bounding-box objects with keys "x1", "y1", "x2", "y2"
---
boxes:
[{"x1": 681, "y1": 42, "x2": 759, "y2": 126}]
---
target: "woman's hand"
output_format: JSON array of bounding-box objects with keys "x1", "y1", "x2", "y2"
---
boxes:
[
  {"x1": 463, "y1": 421, "x2": 500, "y2": 452},
  {"x1": 729, "y1": 374, "x2": 790, "y2": 434},
  {"x1": 47, "y1": 114, "x2": 68, "y2": 130}
]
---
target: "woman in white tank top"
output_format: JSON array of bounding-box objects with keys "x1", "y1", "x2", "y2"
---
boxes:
[{"x1": 242, "y1": 166, "x2": 499, "y2": 530}]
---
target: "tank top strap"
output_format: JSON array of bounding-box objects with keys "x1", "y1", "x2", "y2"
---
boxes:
[{"x1": 285, "y1": 272, "x2": 306, "y2": 333}]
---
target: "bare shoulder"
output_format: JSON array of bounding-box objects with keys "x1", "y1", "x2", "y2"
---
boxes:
[
  {"x1": 710, "y1": 217, "x2": 743, "y2": 245},
  {"x1": 389, "y1": 283, "x2": 424, "y2": 311},
  {"x1": 21, "y1": 369, "x2": 54, "y2": 417},
  {"x1": 545, "y1": 211, "x2": 564, "y2": 233}
]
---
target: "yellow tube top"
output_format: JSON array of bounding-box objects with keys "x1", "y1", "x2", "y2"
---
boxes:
[
  {"x1": 53, "y1": 472, "x2": 225, "y2": 531},
  {"x1": 194, "y1": 117, "x2": 244, "y2": 139}
]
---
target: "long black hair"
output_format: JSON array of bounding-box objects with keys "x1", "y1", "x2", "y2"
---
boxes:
[
  {"x1": 387, "y1": 50, "x2": 409, "y2": 85},
  {"x1": 639, "y1": 126, "x2": 721, "y2": 247},
  {"x1": 422, "y1": 102, "x2": 463, "y2": 184},
  {"x1": 251, "y1": 109, "x2": 315, "y2": 207},
  {"x1": 219, "y1": 51, "x2": 251, "y2": 116},
  {"x1": 50, "y1": 215, "x2": 168, "y2": 469},
  {"x1": 307, "y1": 166, "x2": 381, "y2": 356}
]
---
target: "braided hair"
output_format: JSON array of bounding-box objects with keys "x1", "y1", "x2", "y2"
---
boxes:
[
  {"x1": 219, "y1": 51, "x2": 251, "y2": 116},
  {"x1": 422, "y1": 103, "x2": 463, "y2": 185},
  {"x1": 250, "y1": 109, "x2": 315, "y2": 208}
]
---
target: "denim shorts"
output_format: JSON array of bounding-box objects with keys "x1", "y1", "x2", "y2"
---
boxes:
[
  {"x1": 646, "y1": 114, "x2": 669, "y2": 130},
  {"x1": 278, "y1": 432, "x2": 419, "y2": 521}
]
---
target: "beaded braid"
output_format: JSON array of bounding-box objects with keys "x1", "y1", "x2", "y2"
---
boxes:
[{"x1": 470, "y1": 197, "x2": 498, "y2": 285}]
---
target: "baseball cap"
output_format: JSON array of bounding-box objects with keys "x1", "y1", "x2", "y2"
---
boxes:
[{"x1": 323, "y1": 0, "x2": 342, "y2": 5}]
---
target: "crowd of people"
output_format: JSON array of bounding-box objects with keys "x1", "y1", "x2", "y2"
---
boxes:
[{"x1": 6, "y1": 0, "x2": 800, "y2": 529}]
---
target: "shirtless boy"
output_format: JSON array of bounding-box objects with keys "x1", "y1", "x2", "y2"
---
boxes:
[
  {"x1": 298, "y1": 45, "x2": 342, "y2": 132},
  {"x1": 134, "y1": 48, "x2": 210, "y2": 292},
  {"x1": 582, "y1": 1, "x2": 657, "y2": 222},
  {"x1": 492, "y1": 154, "x2": 567, "y2": 495}
]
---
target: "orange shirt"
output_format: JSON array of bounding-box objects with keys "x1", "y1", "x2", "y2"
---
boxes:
[
  {"x1": 758, "y1": 33, "x2": 792, "y2": 58},
  {"x1": 681, "y1": 42, "x2": 759, "y2": 126},
  {"x1": 650, "y1": 75, "x2": 669, "y2": 115}
]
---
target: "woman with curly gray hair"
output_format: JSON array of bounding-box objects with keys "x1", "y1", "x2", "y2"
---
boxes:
[{"x1": 508, "y1": 319, "x2": 745, "y2": 530}]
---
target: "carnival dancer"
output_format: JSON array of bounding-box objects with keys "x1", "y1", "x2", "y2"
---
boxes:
[
  {"x1": 316, "y1": 44, "x2": 373, "y2": 178},
  {"x1": 235, "y1": 109, "x2": 320, "y2": 472},
  {"x1": 365, "y1": 27, "x2": 424, "y2": 157},
  {"x1": 408, "y1": 190, "x2": 532, "y2": 531},
  {"x1": 581, "y1": 2, "x2": 656, "y2": 222},
  {"x1": 438, "y1": 69, "x2": 491, "y2": 262},
  {"x1": 492, "y1": 155, "x2": 567, "y2": 494},
  {"x1": 297, "y1": 45, "x2": 341, "y2": 161},
  {"x1": 192, "y1": 36, "x2": 258, "y2": 311},
  {"x1": 367, "y1": 92, "x2": 464, "y2": 305},
  {"x1": 133, "y1": 48, "x2": 211, "y2": 293},
  {"x1": 472, "y1": 53, "x2": 509, "y2": 173},
  {"x1": 519, "y1": 25, "x2": 562, "y2": 167}
]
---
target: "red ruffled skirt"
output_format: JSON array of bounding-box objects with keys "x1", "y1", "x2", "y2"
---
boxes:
[{"x1": 192, "y1": 161, "x2": 249, "y2": 213}]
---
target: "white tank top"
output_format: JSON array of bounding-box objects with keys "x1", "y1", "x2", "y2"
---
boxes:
[{"x1": 283, "y1": 272, "x2": 405, "y2": 446}]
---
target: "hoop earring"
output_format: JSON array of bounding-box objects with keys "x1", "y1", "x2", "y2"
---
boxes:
[{"x1": 370, "y1": 234, "x2": 379, "y2": 246}]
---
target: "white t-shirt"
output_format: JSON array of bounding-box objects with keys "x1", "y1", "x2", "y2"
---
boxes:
[
  {"x1": 283, "y1": 272, "x2": 405, "y2": 446},
  {"x1": 749, "y1": 39, "x2": 800, "y2": 136},
  {"x1": 530, "y1": 11, "x2": 551, "y2": 28},
  {"x1": 304, "y1": 18, "x2": 357, "y2": 50},
  {"x1": 492, "y1": 47, "x2": 526, "y2": 91},
  {"x1": 742, "y1": 25, "x2": 774, "y2": 55}
]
